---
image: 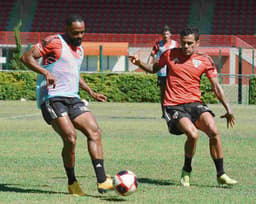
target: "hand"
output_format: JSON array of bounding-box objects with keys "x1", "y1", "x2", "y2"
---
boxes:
[
  {"x1": 220, "y1": 112, "x2": 235, "y2": 129},
  {"x1": 92, "y1": 92, "x2": 107, "y2": 102},
  {"x1": 128, "y1": 55, "x2": 141, "y2": 66},
  {"x1": 45, "y1": 72, "x2": 56, "y2": 88}
]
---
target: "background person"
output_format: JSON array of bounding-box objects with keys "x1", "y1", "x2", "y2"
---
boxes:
[{"x1": 147, "y1": 25, "x2": 178, "y2": 118}]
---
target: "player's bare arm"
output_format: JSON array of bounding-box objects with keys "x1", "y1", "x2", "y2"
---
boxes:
[
  {"x1": 79, "y1": 77, "x2": 107, "y2": 102},
  {"x1": 209, "y1": 77, "x2": 235, "y2": 128},
  {"x1": 129, "y1": 55, "x2": 161, "y2": 73},
  {"x1": 21, "y1": 47, "x2": 56, "y2": 88},
  {"x1": 147, "y1": 52, "x2": 155, "y2": 64}
]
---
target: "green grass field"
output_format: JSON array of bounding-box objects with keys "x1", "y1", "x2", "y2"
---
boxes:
[{"x1": 0, "y1": 101, "x2": 255, "y2": 204}]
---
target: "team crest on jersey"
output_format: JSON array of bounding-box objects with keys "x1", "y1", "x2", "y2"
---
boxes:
[
  {"x1": 172, "y1": 111, "x2": 179, "y2": 119},
  {"x1": 173, "y1": 58, "x2": 179, "y2": 63},
  {"x1": 192, "y1": 59, "x2": 201, "y2": 68}
]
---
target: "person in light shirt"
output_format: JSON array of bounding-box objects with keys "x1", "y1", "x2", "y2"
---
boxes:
[
  {"x1": 148, "y1": 25, "x2": 178, "y2": 118},
  {"x1": 21, "y1": 14, "x2": 113, "y2": 196}
]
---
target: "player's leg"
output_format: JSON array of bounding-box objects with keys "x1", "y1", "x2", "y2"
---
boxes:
[
  {"x1": 41, "y1": 98, "x2": 85, "y2": 196},
  {"x1": 73, "y1": 111, "x2": 113, "y2": 193},
  {"x1": 164, "y1": 106, "x2": 198, "y2": 186},
  {"x1": 195, "y1": 112, "x2": 237, "y2": 185},
  {"x1": 178, "y1": 117, "x2": 199, "y2": 158},
  {"x1": 195, "y1": 112, "x2": 223, "y2": 159},
  {"x1": 177, "y1": 117, "x2": 199, "y2": 187},
  {"x1": 51, "y1": 117, "x2": 77, "y2": 183},
  {"x1": 159, "y1": 78, "x2": 166, "y2": 119},
  {"x1": 52, "y1": 117, "x2": 86, "y2": 195}
]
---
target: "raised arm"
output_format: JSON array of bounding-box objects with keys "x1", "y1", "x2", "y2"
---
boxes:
[
  {"x1": 79, "y1": 77, "x2": 107, "y2": 102},
  {"x1": 209, "y1": 77, "x2": 235, "y2": 128},
  {"x1": 129, "y1": 55, "x2": 161, "y2": 74},
  {"x1": 21, "y1": 47, "x2": 56, "y2": 88}
]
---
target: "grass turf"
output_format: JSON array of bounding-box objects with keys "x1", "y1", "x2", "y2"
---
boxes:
[{"x1": 0, "y1": 101, "x2": 255, "y2": 204}]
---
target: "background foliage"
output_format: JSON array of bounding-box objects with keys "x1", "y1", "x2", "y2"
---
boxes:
[
  {"x1": 249, "y1": 76, "x2": 256, "y2": 104},
  {"x1": 1, "y1": 71, "x2": 254, "y2": 104},
  {"x1": 8, "y1": 20, "x2": 28, "y2": 70}
]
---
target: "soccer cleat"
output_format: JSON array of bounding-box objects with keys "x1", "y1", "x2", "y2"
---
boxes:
[
  {"x1": 180, "y1": 169, "x2": 191, "y2": 187},
  {"x1": 217, "y1": 174, "x2": 238, "y2": 186},
  {"x1": 97, "y1": 175, "x2": 114, "y2": 194},
  {"x1": 68, "y1": 181, "x2": 86, "y2": 196}
]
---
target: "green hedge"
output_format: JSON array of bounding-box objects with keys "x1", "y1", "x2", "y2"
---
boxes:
[
  {"x1": 249, "y1": 76, "x2": 256, "y2": 104},
  {"x1": 0, "y1": 72, "x2": 218, "y2": 103},
  {"x1": 0, "y1": 72, "x2": 36, "y2": 100}
]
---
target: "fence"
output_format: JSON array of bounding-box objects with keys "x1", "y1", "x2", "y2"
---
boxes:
[
  {"x1": 219, "y1": 74, "x2": 252, "y2": 104},
  {"x1": 0, "y1": 32, "x2": 255, "y2": 48}
]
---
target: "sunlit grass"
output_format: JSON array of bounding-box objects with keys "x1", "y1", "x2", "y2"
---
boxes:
[{"x1": 0, "y1": 101, "x2": 255, "y2": 204}]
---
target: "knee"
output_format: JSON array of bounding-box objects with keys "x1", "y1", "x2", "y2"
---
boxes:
[
  {"x1": 63, "y1": 130, "x2": 77, "y2": 147},
  {"x1": 207, "y1": 126, "x2": 219, "y2": 140},
  {"x1": 88, "y1": 127, "x2": 102, "y2": 142},
  {"x1": 206, "y1": 127, "x2": 221, "y2": 145},
  {"x1": 185, "y1": 128, "x2": 199, "y2": 141}
]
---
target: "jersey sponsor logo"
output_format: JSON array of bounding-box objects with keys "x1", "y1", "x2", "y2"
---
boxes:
[{"x1": 192, "y1": 59, "x2": 201, "y2": 68}]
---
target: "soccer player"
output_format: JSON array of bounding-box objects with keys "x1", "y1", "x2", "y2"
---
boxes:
[
  {"x1": 129, "y1": 27, "x2": 237, "y2": 187},
  {"x1": 21, "y1": 14, "x2": 113, "y2": 196},
  {"x1": 148, "y1": 25, "x2": 178, "y2": 118}
]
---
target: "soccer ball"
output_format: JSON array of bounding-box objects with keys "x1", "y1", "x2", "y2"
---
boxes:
[{"x1": 113, "y1": 170, "x2": 138, "y2": 196}]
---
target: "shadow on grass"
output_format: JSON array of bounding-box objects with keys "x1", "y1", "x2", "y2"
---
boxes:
[
  {"x1": 100, "y1": 196, "x2": 126, "y2": 202},
  {"x1": 0, "y1": 183, "x2": 126, "y2": 202},
  {"x1": 192, "y1": 183, "x2": 234, "y2": 189},
  {"x1": 78, "y1": 194, "x2": 126, "y2": 202},
  {"x1": 138, "y1": 177, "x2": 177, "y2": 186},
  {"x1": 0, "y1": 183, "x2": 66, "y2": 194}
]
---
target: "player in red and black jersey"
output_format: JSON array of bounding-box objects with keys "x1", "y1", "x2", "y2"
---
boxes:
[{"x1": 129, "y1": 26, "x2": 237, "y2": 187}]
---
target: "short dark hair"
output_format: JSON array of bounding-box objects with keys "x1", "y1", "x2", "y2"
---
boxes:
[
  {"x1": 161, "y1": 25, "x2": 172, "y2": 34},
  {"x1": 65, "y1": 14, "x2": 84, "y2": 26},
  {"x1": 180, "y1": 27, "x2": 200, "y2": 41}
]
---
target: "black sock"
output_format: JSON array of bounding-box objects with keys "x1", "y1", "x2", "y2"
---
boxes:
[
  {"x1": 65, "y1": 167, "x2": 77, "y2": 185},
  {"x1": 183, "y1": 156, "x2": 192, "y2": 173},
  {"x1": 213, "y1": 158, "x2": 225, "y2": 177},
  {"x1": 92, "y1": 159, "x2": 106, "y2": 183}
]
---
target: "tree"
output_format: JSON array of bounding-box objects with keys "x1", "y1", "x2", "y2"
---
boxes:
[{"x1": 9, "y1": 19, "x2": 28, "y2": 70}]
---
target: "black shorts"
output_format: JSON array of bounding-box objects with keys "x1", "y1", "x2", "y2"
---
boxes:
[
  {"x1": 40, "y1": 97, "x2": 90, "y2": 125},
  {"x1": 157, "y1": 76, "x2": 166, "y2": 87},
  {"x1": 164, "y1": 102, "x2": 215, "y2": 135}
]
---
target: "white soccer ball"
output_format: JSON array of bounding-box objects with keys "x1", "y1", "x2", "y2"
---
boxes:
[{"x1": 113, "y1": 170, "x2": 138, "y2": 196}]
